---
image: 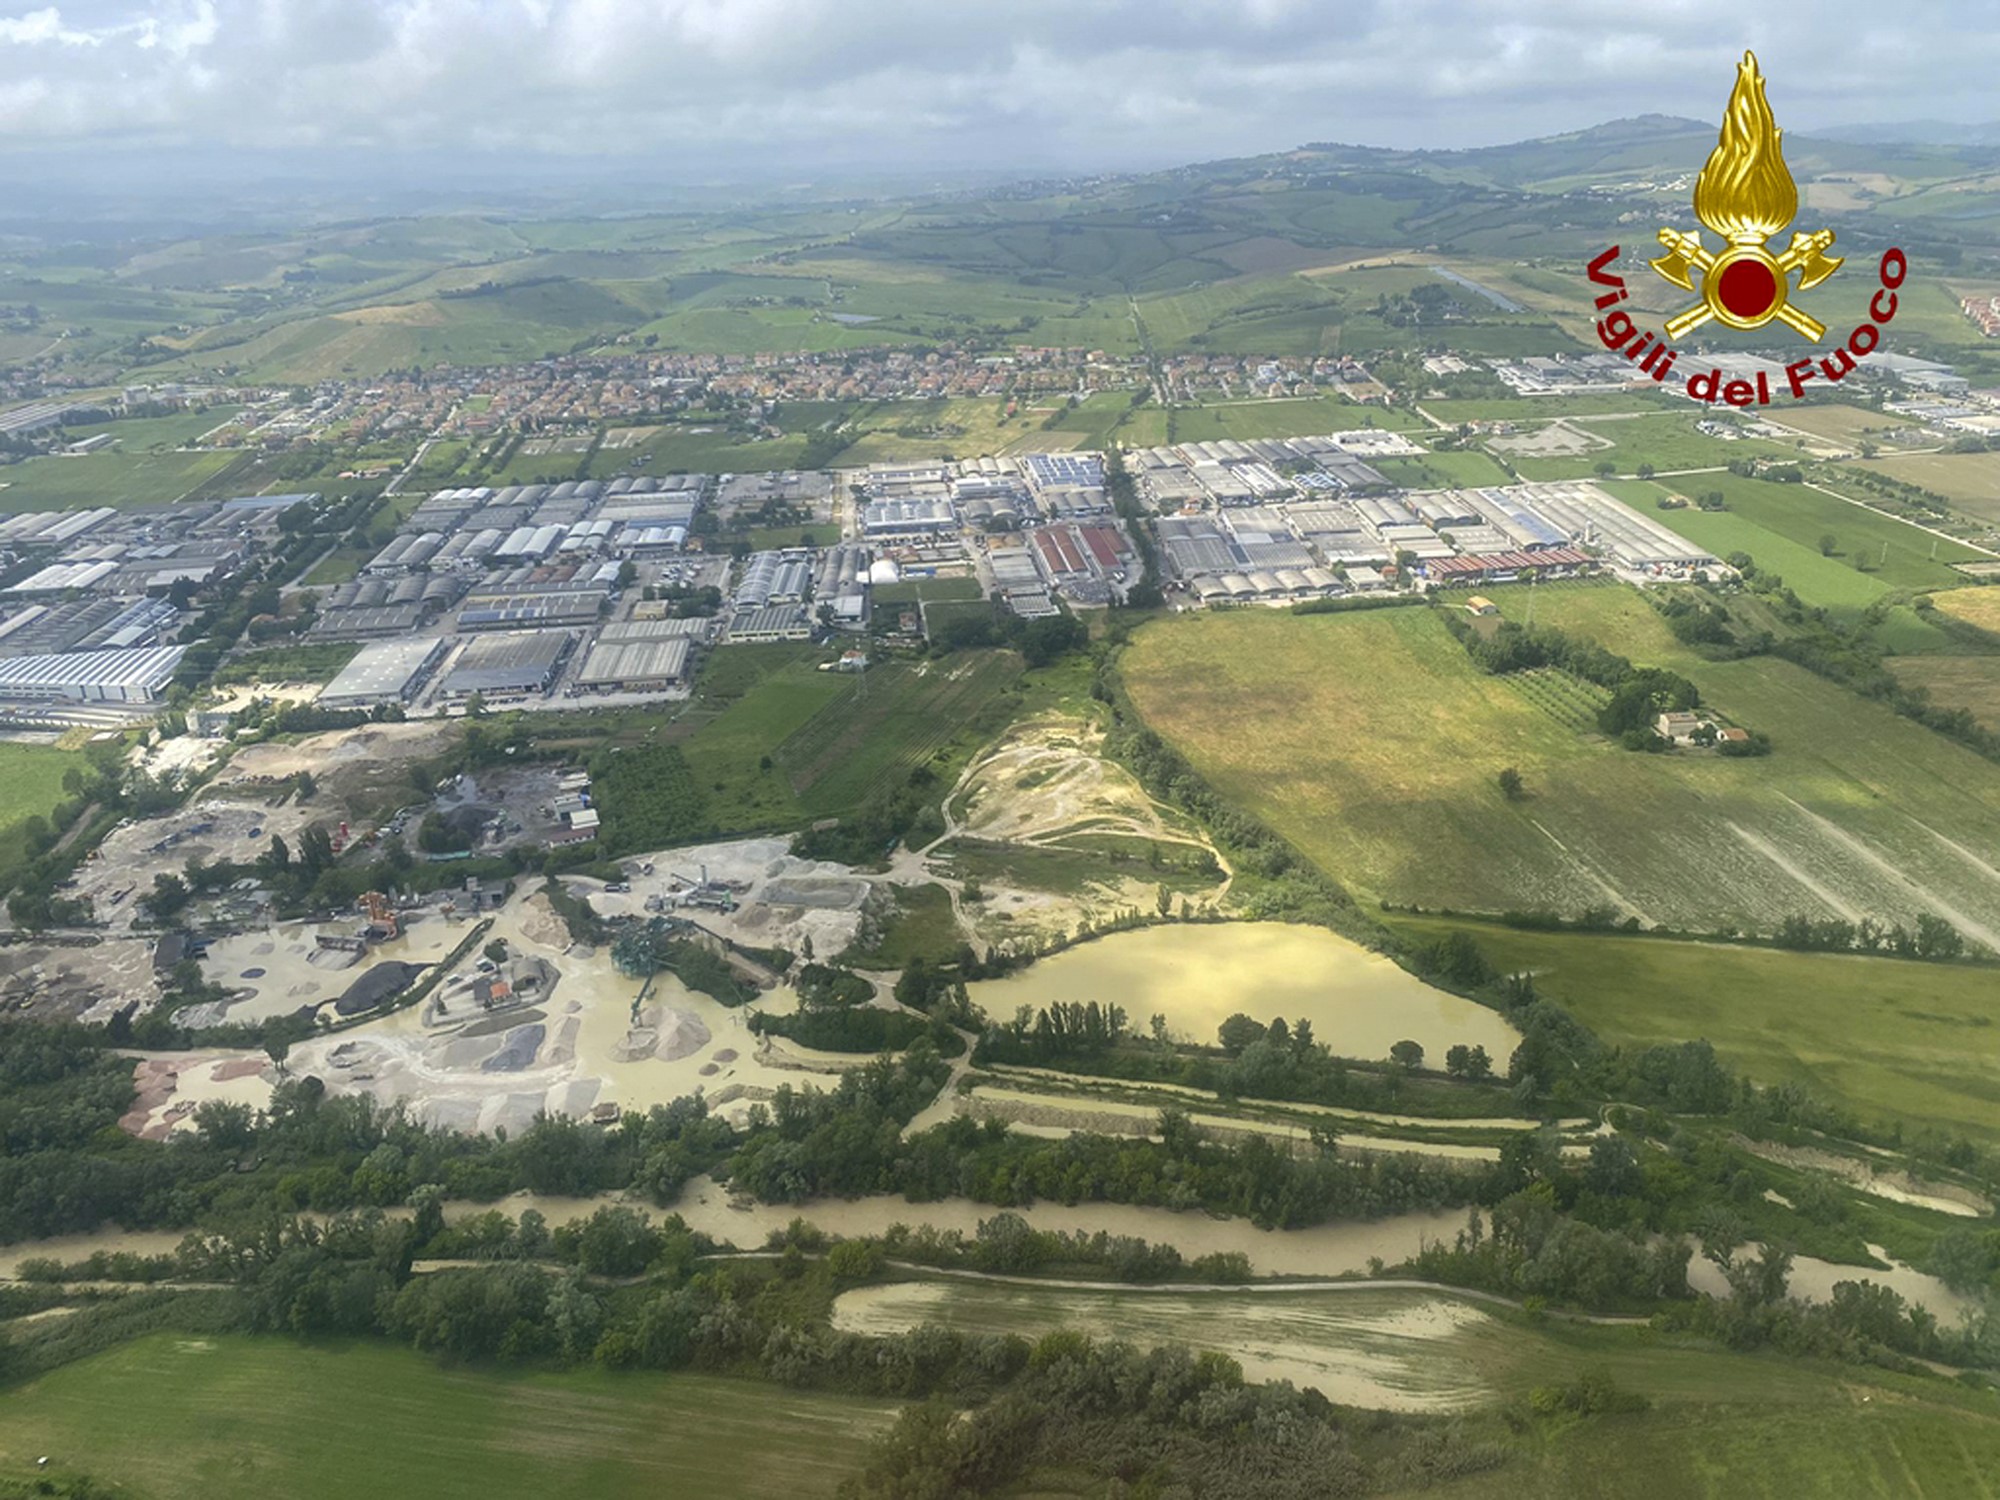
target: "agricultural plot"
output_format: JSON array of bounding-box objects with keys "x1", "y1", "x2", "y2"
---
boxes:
[
  {"x1": 0, "y1": 447, "x2": 242, "y2": 512},
  {"x1": 61, "y1": 406, "x2": 246, "y2": 448},
  {"x1": 679, "y1": 657, "x2": 853, "y2": 832},
  {"x1": 1504, "y1": 667, "x2": 1610, "y2": 732},
  {"x1": 1932, "y1": 587, "x2": 2000, "y2": 635},
  {"x1": 0, "y1": 1332, "x2": 897, "y2": 1500},
  {"x1": 834, "y1": 399, "x2": 1058, "y2": 465},
  {"x1": 1891, "y1": 656, "x2": 2000, "y2": 731},
  {"x1": 1762, "y1": 404, "x2": 1908, "y2": 445},
  {"x1": 776, "y1": 652, "x2": 1024, "y2": 816},
  {"x1": 1372, "y1": 450, "x2": 1516, "y2": 491},
  {"x1": 1870, "y1": 449, "x2": 2000, "y2": 523},
  {"x1": 830, "y1": 1275, "x2": 2000, "y2": 1495},
  {"x1": 1497, "y1": 412, "x2": 1798, "y2": 483},
  {"x1": 1160, "y1": 399, "x2": 1424, "y2": 443},
  {"x1": 1121, "y1": 605, "x2": 2000, "y2": 945},
  {"x1": 872, "y1": 576, "x2": 985, "y2": 607},
  {"x1": 1387, "y1": 916, "x2": 2000, "y2": 1142}
]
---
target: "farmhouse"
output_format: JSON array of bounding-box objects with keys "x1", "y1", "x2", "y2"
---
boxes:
[
  {"x1": 1467, "y1": 595, "x2": 1498, "y2": 616},
  {"x1": 1655, "y1": 710, "x2": 1712, "y2": 745}
]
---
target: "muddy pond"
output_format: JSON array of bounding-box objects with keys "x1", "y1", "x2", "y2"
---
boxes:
[{"x1": 969, "y1": 922, "x2": 1519, "y2": 1063}]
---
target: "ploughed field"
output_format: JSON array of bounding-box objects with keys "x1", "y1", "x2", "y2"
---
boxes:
[{"x1": 1120, "y1": 596, "x2": 2000, "y2": 943}]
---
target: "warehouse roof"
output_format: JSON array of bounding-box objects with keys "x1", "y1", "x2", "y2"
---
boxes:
[
  {"x1": 576, "y1": 636, "x2": 693, "y2": 686},
  {"x1": 320, "y1": 638, "x2": 447, "y2": 705},
  {"x1": 442, "y1": 631, "x2": 572, "y2": 694}
]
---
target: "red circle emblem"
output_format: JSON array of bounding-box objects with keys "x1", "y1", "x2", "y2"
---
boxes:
[{"x1": 1716, "y1": 258, "x2": 1778, "y2": 319}]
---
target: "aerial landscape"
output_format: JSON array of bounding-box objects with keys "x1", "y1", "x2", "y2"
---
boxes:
[{"x1": 6, "y1": 6, "x2": 2000, "y2": 1498}]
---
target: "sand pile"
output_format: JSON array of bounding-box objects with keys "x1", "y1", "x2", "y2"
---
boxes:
[
  {"x1": 518, "y1": 893, "x2": 571, "y2": 950},
  {"x1": 657, "y1": 1008, "x2": 711, "y2": 1062}
]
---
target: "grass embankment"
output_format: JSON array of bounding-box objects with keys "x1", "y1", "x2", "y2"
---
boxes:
[{"x1": 0, "y1": 1332, "x2": 897, "y2": 1500}]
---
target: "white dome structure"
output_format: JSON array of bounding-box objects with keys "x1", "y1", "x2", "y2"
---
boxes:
[{"x1": 867, "y1": 557, "x2": 901, "y2": 585}]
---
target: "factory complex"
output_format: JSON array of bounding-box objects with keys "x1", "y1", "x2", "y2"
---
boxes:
[{"x1": 0, "y1": 432, "x2": 1730, "y2": 725}]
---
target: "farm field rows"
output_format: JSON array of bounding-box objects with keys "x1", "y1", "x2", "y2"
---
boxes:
[
  {"x1": 0, "y1": 1333, "x2": 898, "y2": 1500},
  {"x1": 0, "y1": 447, "x2": 242, "y2": 512},
  {"x1": 1387, "y1": 915, "x2": 2000, "y2": 1141},
  {"x1": 1120, "y1": 602, "x2": 2000, "y2": 943}
]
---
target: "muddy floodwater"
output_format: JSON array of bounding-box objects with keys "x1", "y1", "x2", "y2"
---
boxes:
[
  {"x1": 832, "y1": 1282, "x2": 1497, "y2": 1411},
  {"x1": 969, "y1": 923, "x2": 1520, "y2": 1063}
]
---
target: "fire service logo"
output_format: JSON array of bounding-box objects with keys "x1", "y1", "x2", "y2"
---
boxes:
[
  {"x1": 1652, "y1": 51, "x2": 1840, "y2": 340},
  {"x1": 1583, "y1": 50, "x2": 1908, "y2": 407}
]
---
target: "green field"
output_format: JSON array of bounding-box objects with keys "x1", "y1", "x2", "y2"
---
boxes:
[
  {"x1": 678, "y1": 651, "x2": 855, "y2": 831},
  {"x1": 0, "y1": 447, "x2": 243, "y2": 512},
  {"x1": 1373, "y1": 449, "x2": 1517, "y2": 490},
  {"x1": 1765, "y1": 404, "x2": 1908, "y2": 445},
  {"x1": 1155, "y1": 398, "x2": 1423, "y2": 443},
  {"x1": 873, "y1": 576, "x2": 985, "y2": 607},
  {"x1": 776, "y1": 653, "x2": 1024, "y2": 816},
  {"x1": 0, "y1": 741, "x2": 80, "y2": 884},
  {"x1": 1389, "y1": 915, "x2": 2000, "y2": 1141},
  {"x1": 0, "y1": 1333, "x2": 897, "y2": 1500},
  {"x1": 674, "y1": 647, "x2": 1022, "y2": 830},
  {"x1": 1120, "y1": 601, "x2": 2000, "y2": 943},
  {"x1": 61, "y1": 406, "x2": 246, "y2": 449},
  {"x1": 1615, "y1": 473, "x2": 1977, "y2": 608}
]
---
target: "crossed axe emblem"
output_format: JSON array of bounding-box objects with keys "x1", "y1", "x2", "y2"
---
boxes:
[{"x1": 1651, "y1": 227, "x2": 1843, "y2": 342}]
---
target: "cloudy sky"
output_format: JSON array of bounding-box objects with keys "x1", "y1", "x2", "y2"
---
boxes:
[{"x1": 0, "y1": 0, "x2": 1992, "y2": 177}]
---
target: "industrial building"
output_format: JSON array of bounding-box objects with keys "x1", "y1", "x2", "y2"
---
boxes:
[
  {"x1": 319, "y1": 638, "x2": 451, "y2": 710},
  {"x1": 440, "y1": 632, "x2": 574, "y2": 699},
  {"x1": 574, "y1": 636, "x2": 694, "y2": 694},
  {"x1": 862, "y1": 497, "x2": 957, "y2": 541},
  {"x1": 727, "y1": 604, "x2": 812, "y2": 642},
  {"x1": 0, "y1": 644, "x2": 185, "y2": 704}
]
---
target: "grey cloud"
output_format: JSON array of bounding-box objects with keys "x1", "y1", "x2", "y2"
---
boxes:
[{"x1": 0, "y1": 0, "x2": 1990, "y2": 170}]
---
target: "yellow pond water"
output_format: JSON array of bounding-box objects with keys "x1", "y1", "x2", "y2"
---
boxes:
[{"x1": 970, "y1": 922, "x2": 1519, "y2": 1063}]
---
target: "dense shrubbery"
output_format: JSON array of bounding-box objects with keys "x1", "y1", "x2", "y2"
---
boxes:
[
  {"x1": 589, "y1": 743, "x2": 711, "y2": 853},
  {"x1": 750, "y1": 1006, "x2": 963, "y2": 1056},
  {"x1": 792, "y1": 764, "x2": 945, "y2": 866}
]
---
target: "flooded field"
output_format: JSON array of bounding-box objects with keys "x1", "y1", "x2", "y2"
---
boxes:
[
  {"x1": 969, "y1": 923, "x2": 1520, "y2": 1063},
  {"x1": 671, "y1": 1176, "x2": 1466, "y2": 1276},
  {"x1": 832, "y1": 1281, "x2": 1498, "y2": 1411}
]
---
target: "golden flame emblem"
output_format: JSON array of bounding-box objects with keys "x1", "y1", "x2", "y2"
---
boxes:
[{"x1": 1652, "y1": 52, "x2": 1842, "y2": 341}]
